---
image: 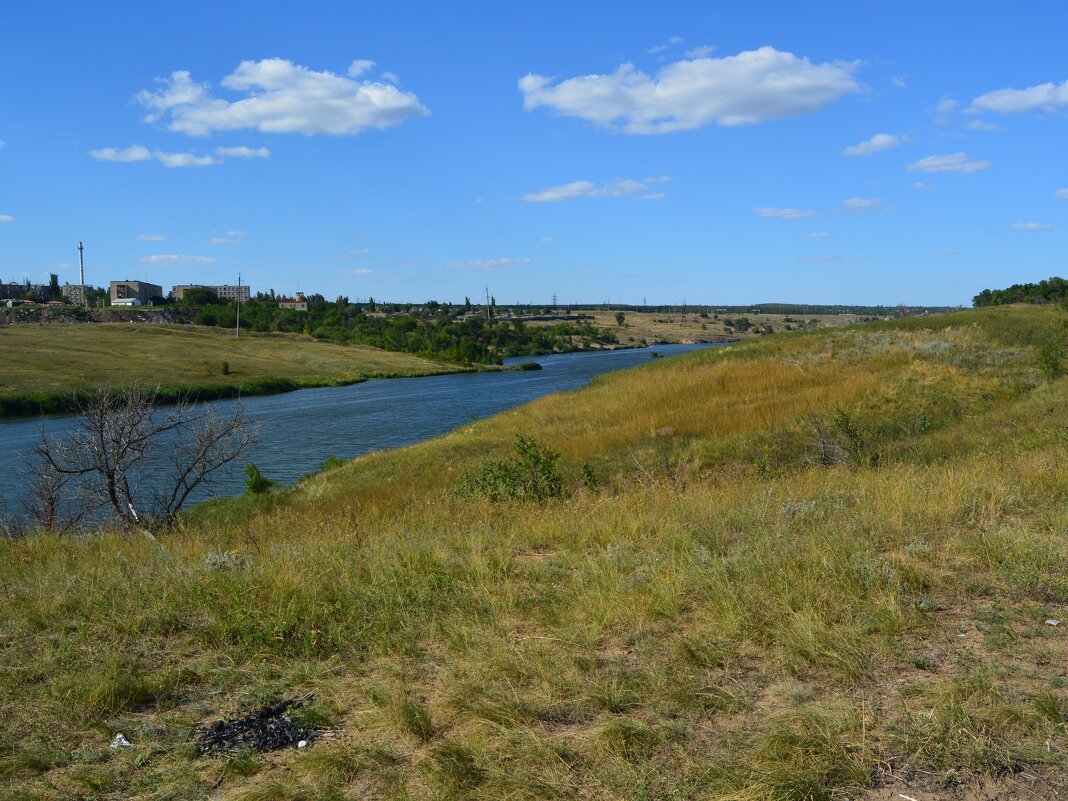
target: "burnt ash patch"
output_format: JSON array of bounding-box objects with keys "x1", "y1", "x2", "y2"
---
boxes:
[{"x1": 195, "y1": 697, "x2": 320, "y2": 755}]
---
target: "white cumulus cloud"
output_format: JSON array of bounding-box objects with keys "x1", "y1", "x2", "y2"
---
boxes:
[
  {"x1": 519, "y1": 46, "x2": 859, "y2": 134},
  {"x1": 139, "y1": 254, "x2": 217, "y2": 265},
  {"x1": 522, "y1": 177, "x2": 667, "y2": 203},
  {"x1": 971, "y1": 79, "x2": 1068, "y2": 114},
  {"x1": 448, "y1": 257, "x2": 532, "y2": 272},
  {"x1": 842, "y1": 133, "x2": 901, "y2": 156},
  {"x1": 906, "y1": 153, "x2": 990, "y2": 174},
  {"x1": 0, "y1": 214, "x2": 14, "y2": 223},
  {"x1": 842, "y1": 197, "x2": 881, "y2": 210},
  {"x1": 754, "y1": 207, "x2": 816, "y2": 220},
  {"x1": 136, "y1": 59, "x2": 429, "y2": 136},
  {"x1": 213, "y1": 146, "x2": 270, "y2": 159},
  {"x1": 1013, "y1": 222, "x2": 1051, "y2": 231}
]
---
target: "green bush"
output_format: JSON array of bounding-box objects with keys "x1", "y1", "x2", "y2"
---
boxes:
[
  {"x1": 245, "y1": 463, "x2": 273, "y2": 495},
  {"x1": 319, "y1": 455, "x2": 344, "y2": 472},
  {"x1": 1036, "y1": 327, "x2": 1066, "y2": 380},
  {"x1": 461, "y1": 434, "x2": 565, "y2": 502}
]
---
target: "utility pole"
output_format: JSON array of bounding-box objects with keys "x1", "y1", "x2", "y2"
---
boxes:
[
  {"x1": 235, "y1": 272, "x2": 241, "y2": 339},
  {"x1": 77, "y1": 241, "x2": 87, "y2": 307},
  {"x1": 485, "y1": 285, "x2": 492, "y2": 321},
  {"x1": 551, "y1": 291, "x2": 557, "y2": 309}
]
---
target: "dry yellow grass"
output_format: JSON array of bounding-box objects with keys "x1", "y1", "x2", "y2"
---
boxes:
[
  {"x1": 1, "y1": 305, "x2": 1066, "y2": 800},
  {"x1": 576, "y1": 309, "x2": 868, "y2": 345}
]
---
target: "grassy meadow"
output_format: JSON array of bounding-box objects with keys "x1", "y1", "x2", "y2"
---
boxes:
[
  {"x1": 1, "y1": 305, "x2": 1067, "y2": 800},
  {"x1": 0, "y1": 323, "x2": 465, "y2": 416}
]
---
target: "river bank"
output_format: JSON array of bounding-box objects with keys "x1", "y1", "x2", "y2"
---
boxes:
[
  {"x1": 0, "y1": 323, "x2": 472, "y2": 417},
  {"x1": 0, "y1": 344, "x2": 717, "y2": 515}
]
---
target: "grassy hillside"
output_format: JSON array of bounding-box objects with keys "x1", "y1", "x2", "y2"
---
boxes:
[
  {"x1": 1, "y1": 306, "x2": 1066, "y2": 800},
  {"x1": 575, "y1": 308, "x2": 869, "y2": 345},
  {"x1": 0, "y1": 323, "x2": 465, "y2": 415}
]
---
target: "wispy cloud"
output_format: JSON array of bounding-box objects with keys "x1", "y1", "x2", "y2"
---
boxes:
[
  {"x1": 1012, "y1": 221, "x2": 1051, "y2": 231},
  {"x1": 797, "y1": 255, "x2": 842, "y2": 264},
  {"x1": 448, "y1": 257, "x2": 531, "y2": 272},
  {"x1": 138, "y1": 254, "x2": 217, "y2": 265},
  {"x1": 338, "y1": 247, "x2": 371, "y2": 260},
  {"x1": 842, "y1": 197, "x2": 881, "y2": 211},
  {"x1": 967, "y1": 119, "x2": 999, "y2": 131},
  {"x1": 970, "y1": 78, "x2": 1068, "y2": 114},
  {"x1": 340, "y1": 268, "x2": 375, "y2": 276},
  {"x1": 136, "y1": 233, "x2": 166, "y2": 241},
  {"x1": 137, "y1": 59, "x2": 428, "y2": 136},
  {"x1": 1055, "y1": 188, "x2": 1068, "y2": 199},
  {"x1": 646, "y1": 36, "x2": 683, "y2": 54},
  {"x1": 937, "y1": 248, "x2": 960, "y2": 256},
  {"x1": 906, "y1": 153, "x2": 990, "y2": 174},
  {"x1": 520, "y1": 46, "x2": 859, "y2": 134},
  {"x1": 522, "y1": 177, "x2": 669, "y2": 203},
  {"x1": 202, "y1": 230, "x2": 245, "y2": 245},
  {"x1": 842, "y1": 133, "x2": 902, "y2": 157},
  {"x1": 0, "y1": 214, "x2": 14, "y2": 224},
  {"x1": 89, "y1": 145, "x2": 152, "y2": 163},
  {"x1": 912, "y1": 181, "x2": 935, "y2": 190},
  {"x1": 802, "y1": 231, "x2": 833, "y2": 239},
  {"x1": 90, "y1": 145, "x2": 218, "y2": 167},
  {"x1": 685, "y1": 45, "x2": 714, "y2": 59},
  {"x1": 754, "y1": 207, "x2": 816, "y2": 220},
  {"x1": 213, "y1": 146, "x2": 270, "y2": 159},
  {"x1": 155, "y1": 151, "x2": 218, "y2": 168}
]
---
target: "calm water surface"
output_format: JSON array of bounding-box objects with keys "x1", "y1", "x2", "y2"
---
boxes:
[{"x1": 0, "y1": 344, "x2": 717, "y2": 516}]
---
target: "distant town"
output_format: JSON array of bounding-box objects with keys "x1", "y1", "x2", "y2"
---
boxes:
[{"x1": 0, "y1": 276, "x2": 308, "y2": 311}]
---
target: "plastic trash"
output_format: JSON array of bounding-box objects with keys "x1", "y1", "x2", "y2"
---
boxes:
[{"x1": 110, "y1": 733, "x2": 134, "y2": 749}]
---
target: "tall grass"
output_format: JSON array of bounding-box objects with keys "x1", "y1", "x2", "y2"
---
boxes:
[{"x1": 1, "y1": 306, "x2": 1066, "y2": 800}]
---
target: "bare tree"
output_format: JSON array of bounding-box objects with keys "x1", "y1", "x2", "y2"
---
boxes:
[
  {"x1": 19, "y1": 455, "x2": 97, "y2": 533},
  {"x1": 31, "y1": 387, "x2": 258, "y2": 531}
]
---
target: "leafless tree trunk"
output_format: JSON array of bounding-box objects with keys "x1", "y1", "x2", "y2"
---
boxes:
[{"x1": 30, "y1": 386, "x2": 258, "y2": 532}]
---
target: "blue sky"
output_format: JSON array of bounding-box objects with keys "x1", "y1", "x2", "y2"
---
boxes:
[{"x1": 1, "y1": 2, "x2": 1066, "y2": 306}]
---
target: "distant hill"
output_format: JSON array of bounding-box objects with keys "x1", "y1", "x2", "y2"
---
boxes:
[{"x1": 569, "y1": 302, "x2": 958, "y2": 317}]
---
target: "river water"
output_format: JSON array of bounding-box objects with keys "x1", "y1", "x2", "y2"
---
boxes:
[{"x1": 0, "y1": 344, "x2": 716, "y2": 518}]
